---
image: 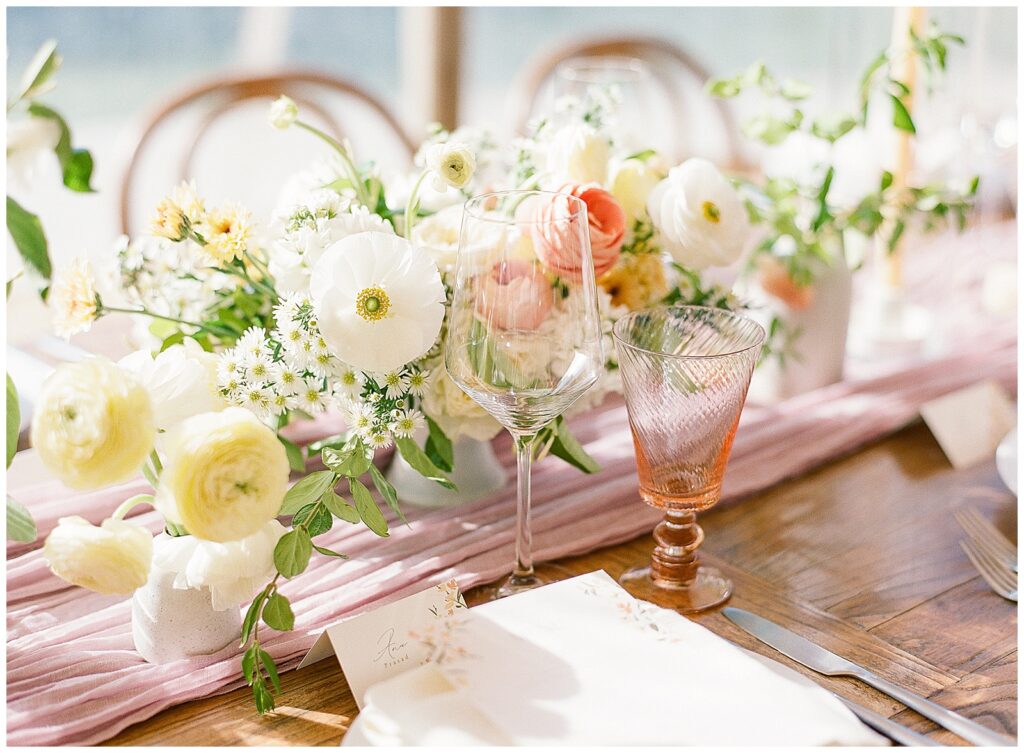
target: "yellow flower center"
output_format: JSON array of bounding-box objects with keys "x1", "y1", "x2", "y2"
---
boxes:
[
  {"x1": 701, "y1": 200, "x2": 721, "y2": 224},
  {"x1": 356, "y1": 286, "x2": 390, "y2": 322}
]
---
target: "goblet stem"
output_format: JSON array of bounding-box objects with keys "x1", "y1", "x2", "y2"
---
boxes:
[
  {"x1": 510, "y1": 432, "x2": 536, "y2": 586},
  {"x1": 650, "y1": 510, "x2": 704, "y2": 589}
]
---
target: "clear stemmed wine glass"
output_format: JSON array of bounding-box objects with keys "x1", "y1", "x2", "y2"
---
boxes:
[
  {"x1": 613, "y1": 305, "x2": 765, "y2": 613},
  {"x1": 445, "y1": 190, "x2": 604, "y2": 598}
]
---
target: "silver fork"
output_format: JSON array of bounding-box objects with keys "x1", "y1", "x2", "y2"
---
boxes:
[
  {"x1": 955, "y1": 506, "x2": 1018, "y2": 574},
  {"x1": 960, "y1": 538, "x2": 1018, "y2": 602}
]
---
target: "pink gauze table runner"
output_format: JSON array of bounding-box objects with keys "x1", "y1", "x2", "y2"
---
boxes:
[{"x1": 7, "y1": 225, "x2": 1017, "y2": 745}]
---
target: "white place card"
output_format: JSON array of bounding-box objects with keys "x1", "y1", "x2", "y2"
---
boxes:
[
  {"x1": 920, "y1": 380, "x2": 1017, "y2": 469},
  {"x1": 297, "y1": 579, "x2": 465, "y2": 708}
]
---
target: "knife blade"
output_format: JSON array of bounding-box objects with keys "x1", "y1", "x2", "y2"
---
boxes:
[{"x1": 722, "y1": 607, "x2": 1015, "y2": 747}]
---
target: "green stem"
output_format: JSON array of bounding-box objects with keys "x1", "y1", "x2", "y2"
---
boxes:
[
  {"x1": 403, "y1": 168, "x2": 430, "y2": 239},
  {"x1": 111, "y1": 494, "x2": 154, "y2": 521},
  {"x1": 100, "y1": 305, "x2": 234, "y2": 338},
  {"x1": 294, "y1": 121, "x2": 369, "y2": 207}
]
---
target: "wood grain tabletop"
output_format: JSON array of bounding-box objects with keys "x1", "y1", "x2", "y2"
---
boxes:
[{"x1": 104, "y1": 420, "x2": 1018, "y2": 746}]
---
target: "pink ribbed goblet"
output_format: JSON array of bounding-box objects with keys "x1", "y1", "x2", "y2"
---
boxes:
[{"x1": 613, "y1": 306, "x2": 765, "y2": 613}]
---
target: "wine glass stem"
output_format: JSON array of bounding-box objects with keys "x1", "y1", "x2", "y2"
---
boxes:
[{"x1": 512, "y1": 433, "x2": 536, "y2": 581}]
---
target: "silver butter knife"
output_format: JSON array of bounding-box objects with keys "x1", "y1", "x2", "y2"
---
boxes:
[{"x1": 722, "y1": 607, "x2": 1015, "y2": 747}]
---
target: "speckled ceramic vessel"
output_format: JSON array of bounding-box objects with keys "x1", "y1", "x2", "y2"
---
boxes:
[
  {"x1": 386, "y1": 435, "x2": 507, "y2": 509},
  {"x1": 131, "y1": 566, "x2": 241, "y2": 664}
]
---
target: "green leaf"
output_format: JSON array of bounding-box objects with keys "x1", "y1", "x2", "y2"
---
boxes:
[
  {"x1": 742, "y1": 113, "x2": 801, "y2": 146},
  {"x1": 886, "y1": 219, "x2": 906, "y2": 253},
  {"x1": 624, "y1": 148, "x2": 657, "y2": 162},
  {"x1": 322, "y1": 444, "x2": 372, "y2": 477},
  {"x1": 705, "y1": 77, "x2": 740, "y2": 98},
  {"x1": 258, "y1": 649, "x2": 281, "y2": 694},
  {"x1": 369, "y1": 464, "x2": 407, "y2": 526},
  {"x1": 880, "y1": 171, "x2": 894, "y2": 191},
  {"x1": 395, "y1": 437, "x2": 456, "y2": 490},
  {"x1": 279, "y1": 470, "x2": 335, "y2": 516},
  {"x1": 424, "y1": 415, "x2": 453, "y2": 473},
  {"x1": 26, "y1": 103, "x2": 95, "y2": 193},
  {"x1": 253, "y1": 679, "x2": 276, "y2": 715},
  {"x1": 6, "y1": 196, "x2": 50, "y2": 280},
  {"x1": 262, "y1": 592, "x2": 295, "y2": 631},
  {"x1": 780, "y1": 78, "x2": 813, "y2": 100},
  {"x1": 7, "y1": 374, "x2": 20, "y2": 468},
  {"x1": 240, "y1": 591, "x2": 267, "y2": 645},
  {"x1": 349, "y1": 478, "x2": 389, "y2": 537},
  {"x1": 889, "y1": 94, "x2": 916, "y2": 133},
  {"x1": 548, "y1": 417, "x2": 601, "y2": 474},
  {"x1": 13, "y1": 39, "x2": 61, "y2": 103},
  {"x1": 810, "y1": 114, "x2": 857, "y2": 143},
  {"x1": 241, "y1": 645, "x2": 257, "y2": 684},
  {"x1": 294, "y1": 503, "x2": 332, "y2": 537},
  {"x1": 277, "y1": 435, "x2": 305, "y2": 473},
  {"x1": 313, "y1": 543, "x2": 349, "y2": 559},
  {"x1": 273, "y1": 528, "x2": 312, "y2": 578},
  {"x1": 322, "y1": 490, "x2": 361, "y2": 524},
  {"x1": 6, "y1": 496, "x2": 36, "y2": 543}
]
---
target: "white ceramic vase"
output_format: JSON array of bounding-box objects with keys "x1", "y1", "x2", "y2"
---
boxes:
[
  {"x1": 746, "y1": 247, "x2": 854, "y2": 403},
  {"x1": 131, "y1": 565, "x2": 241, "y2": 665},
  {"x1": 386, "y1": 434, "x2": 508, "y2": 509}
]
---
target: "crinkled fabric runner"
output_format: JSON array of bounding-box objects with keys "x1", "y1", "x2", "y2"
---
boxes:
[{"x1": 7, "y1": 224, "x2": 1017, "y2": 745}]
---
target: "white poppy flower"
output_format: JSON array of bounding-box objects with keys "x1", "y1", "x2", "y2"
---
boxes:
[
  {"x1": 646, "y1": 158, "x2": 750, "y2": 270},
  {"x1": 310, "y1": 231, "x2": 445, "y2": 373}
]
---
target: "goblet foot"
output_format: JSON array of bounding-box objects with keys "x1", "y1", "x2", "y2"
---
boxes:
[
  {"x1": 619, "y1": 564, "x2": 732, "y2": 613},
  {"x1": 481, "y1": 564, "x2": 576, "y2": 601}
]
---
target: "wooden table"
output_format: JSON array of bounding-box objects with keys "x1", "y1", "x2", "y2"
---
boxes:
[{"x1": 106, "y1": 421, "x2": 1018, "y2": 746}]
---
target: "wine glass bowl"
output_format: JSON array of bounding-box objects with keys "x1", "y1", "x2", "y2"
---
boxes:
[
  {"x1": 445, "y1": 190, "x2": 604, "y2": 596},
  {"x1": 613, "y1": 306, "x2": 765, "y2": 612}
]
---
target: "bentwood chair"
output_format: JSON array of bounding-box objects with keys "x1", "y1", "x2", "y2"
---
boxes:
[
  {"x1": 119, "y1": 71, "x2": 416, "y2": 236},
  {"x1": 508, "y1": 35, "x2": 748, "y2": 170}
]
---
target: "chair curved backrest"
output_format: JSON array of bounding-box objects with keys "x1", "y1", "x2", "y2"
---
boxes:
[
  {"x1": 509, "y1": 35, "x2": 746, "y2": 169},
  {"x1": 120, "y1": 70, "x2": 416, "y2": 236}
]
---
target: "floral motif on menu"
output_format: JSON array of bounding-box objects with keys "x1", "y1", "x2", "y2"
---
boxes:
[{"x1": 577, "y1": 577, "x2": 683, "y2": 644}]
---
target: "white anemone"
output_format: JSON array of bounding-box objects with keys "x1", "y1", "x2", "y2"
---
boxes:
[{"x1": 310, "y1": 231, "x2": 445, "y2": 373}]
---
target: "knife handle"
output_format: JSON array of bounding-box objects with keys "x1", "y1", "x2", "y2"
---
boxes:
[{"x1": 856, "y1": 671, "x2": 1014, "y2": 747}]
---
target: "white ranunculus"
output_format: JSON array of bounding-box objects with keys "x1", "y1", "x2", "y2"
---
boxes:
[
  {"x1": 647, "y1": 158, "x2": 750, "y2": 269},
  {"x1": 31, "y1": 358, "x2": 156, "y2": 490},
  {"x1": 151, "y1": 520, "x2": 286, "y2": 610},
  {"x1": 546, "y1": 124, "x2": 610, "y2": 185},
  {"x1": 44, "y1": 516, "x2": 153, "y2": 595},
  {"x1": 411, "y1": 205, "x2": 464, "y2": 274},
  {"x1": 424, "y1": 142, "x2": 476, "y2": 191},
  {"x1": 610, "y1": 158, "x2": 663, "y2": 223},
  {"x1": 310, "y1": 231, "x2": 446, "y2": 373},
  {"x1": 7, "y1": 115, "x2": 61, "y2": 186},
  {"x1": 421, "y1": 370, "x2": 502, "y2": 442},
  {"x1": 386, "y1": 170, "x2": 463, "y2": 214},
  {"x1": 155, "y1": 408, "x2": 290, "y2": 543},
  {"x1": 118, "y1": 339, "x2": 226, "y2": 431},
  {"x1": 269, "y1": 95, "x2": 299, "y2": 130}
]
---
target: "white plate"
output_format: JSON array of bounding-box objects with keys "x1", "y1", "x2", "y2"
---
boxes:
[{"x1": 996, "y1": 427, "x2": 1017, "y2": 495}]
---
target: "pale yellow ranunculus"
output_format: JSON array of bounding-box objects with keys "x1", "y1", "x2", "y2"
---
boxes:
[
  {"x1": 155, "y1": 408, "x2": 289, "y2": 542},
  {"x1": 44, "y1": 516, "x2": 153, "y2": 595},
  {"x1": 610, "y1": 158, "x2": 663, "y2": 223},
  {"x1": 31, "y1": 357, "x2": 156, "y2": 489},
  {"x1": 547, "y1": 124, "x2": 610, "y2": 185}
]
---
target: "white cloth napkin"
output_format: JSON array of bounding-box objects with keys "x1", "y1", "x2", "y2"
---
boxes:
[{"x1": 343, "y1": 571, "x2": 886, "y2": 746}]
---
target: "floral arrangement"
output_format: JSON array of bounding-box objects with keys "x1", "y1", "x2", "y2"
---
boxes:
[
  {"x1": 707, "y1": 21, "x2": 977, "y2": 352},
  {"x1": 31, "y1": 89, "x2": 750, "y2": 713}
]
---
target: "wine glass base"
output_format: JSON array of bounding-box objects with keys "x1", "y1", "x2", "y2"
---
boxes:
[
  {"x1": 478, "y1": 565, "x2": 577, "y2": 601},
  {"x1": 618, "y1": 565, "x2": 732, "y2": 614}
]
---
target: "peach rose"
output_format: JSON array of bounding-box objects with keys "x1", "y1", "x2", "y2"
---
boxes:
[
  {"x1": 475, "y1": 259, "x2": 554, "y2": 331},
  {"x1": 529, "y1": 185, "x2": 625, "y2": 282},
  {"x1": 756, "y1": 256, "x2": 815, "y2": 311}
]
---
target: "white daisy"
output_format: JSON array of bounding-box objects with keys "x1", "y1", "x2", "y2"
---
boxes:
[
  {"x1": 296, "y1": 377, "x2": 328, "y2": 415},
  {"x1": 237, "y1": 326, "x2": 271, "y2": 364},
  {"x1": 309, "y1": 231, "x2": 445, "y2": 373},
  {"x1": 344, "y1": 400, "x2": 376, "y2": 435},
  {"x1": 269, "y1": 391, "x2": 291, "y2": 416},
  {"x1": 240, "y1": 385, "x2": 274, "y2": 422},
  {"x1": 367, "y1": 427, "x2": 394, "y2": 450},
  {"x1": 270, "y1": 363, "x2": 301, "y2": 395},
  {"x1": 406, "y1": 369, "x2": 430, "y2": 397},
  {"x1": 246, "y1": 353, "x2": 274, "y2": 384},
  {"x1": 217, "y1": 348, "x2": 243, "y2": 385},
  {"x1": 334, "y1": 365, "x2": 365, "y2": 398},
  {"x1": 390, "y1": 408, "x2": 424, "y2": 438},
  {"x1": 379, "y1": 370, "x2": 410, "y2": 400}
]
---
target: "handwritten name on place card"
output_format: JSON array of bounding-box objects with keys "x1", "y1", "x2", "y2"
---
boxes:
[{"x1": 296, "y1": 579, "x2": 464, "y2": 708}]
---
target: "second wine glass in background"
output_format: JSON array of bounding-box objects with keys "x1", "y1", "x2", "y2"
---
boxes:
[{"x1": 445, "y1": 190, "x2": 604, "y2": 598}]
